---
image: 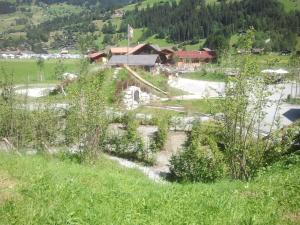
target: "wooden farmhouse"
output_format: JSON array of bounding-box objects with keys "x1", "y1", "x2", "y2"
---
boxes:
[
  {"x1": 174, "y1": 50, "x2": 217, "y2": 66},
  {"x1": 109, "y1": 47, "x2": 134, "y2": 57},
  {"x1": 107, "y1": 54, "x2": 161, "y2": 71},
  {"x1": 109, "y1": 44, "x2": 172, "y2": 64}
]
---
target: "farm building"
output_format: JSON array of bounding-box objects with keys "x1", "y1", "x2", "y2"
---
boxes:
[
  {"x1": 109, "y1": 47, "x2": 134, "y2": 57},
  {"x1": 127, "y1": 43, "x2": 172, "y2": 64},
  {"x1": 109, "y1": 44, "x2": 171, "y2": 64},
  {"x1": 107, "y1": 54, "x2": 161, "y2": 71},
  {"x1": 126, "y1": 44, "x2": 161, "y2": 55},
  {"x1": 174, "y1": 50, "x2": 217, "y2": 66}
]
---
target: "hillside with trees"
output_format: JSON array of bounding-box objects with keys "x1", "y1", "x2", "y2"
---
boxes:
[
  {"x1": 0, "y1": 0, "x2": 299, "y2": 52},
  {"x1": 124, "y1": 0, "x2": 300, "y2": 52}
]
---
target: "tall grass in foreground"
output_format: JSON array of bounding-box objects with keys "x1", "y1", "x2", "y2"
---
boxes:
[{"x1": 0, "y1": 152, "x2": 299, "y2": 225}]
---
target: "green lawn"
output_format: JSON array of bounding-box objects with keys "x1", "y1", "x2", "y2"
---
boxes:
[
  {"x1": 0, "y1": 59, "x2": 80, "y2": 84},
  {"x1": 0, "y1": 152, "x2": 299, "y2": 224},
  {"x1": 160, "y1": 99, "x2": 223, "y2": 114},
  {"x1": 183, "y1": 71, "x2": 227, "y2": 82}
]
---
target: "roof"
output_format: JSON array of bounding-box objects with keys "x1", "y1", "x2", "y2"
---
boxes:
[
  {"x1": 110, "y1": 47, "x2": 134, "y2": 54},
  {"x1": 174, "y1": 51, "x2": 216, "y2": 60},
  {"x1": 88, "y1": 52, "x2": 106, "y2": 59},
  {"x1": 108, "y1": 55, "x2": 160, "y2": 66},
  {"x1": 126, "y1": 44, "x2": 161, "y2": 55}
]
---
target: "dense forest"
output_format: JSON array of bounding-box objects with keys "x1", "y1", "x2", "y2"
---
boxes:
[
  {"x1": 1, "y1": 0, "x2": 300, "y2": 52},
  {"x1": 124, "y1": 0, "x2": 300, "y2": 51}
]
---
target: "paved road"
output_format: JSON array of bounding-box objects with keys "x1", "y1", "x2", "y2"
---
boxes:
[
  {"x1": 260, "y1": 82, "x2": 300, "y2": 133},
  {"x1": 168, "y1": 77, "x2": 300, "y2": 132}
]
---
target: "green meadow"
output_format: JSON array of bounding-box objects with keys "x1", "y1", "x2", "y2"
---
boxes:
[
  {"x1": 0, "y1": 59, "x2": 80, "y2": 84},
  {"x1": 0, "y1": 152, "x2": 299, "y2": 225}
]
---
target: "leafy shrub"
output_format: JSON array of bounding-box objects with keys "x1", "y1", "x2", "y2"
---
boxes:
[
  {"x1": 124, "y1": 113, "x2": 139, "y2": 141},
  {"x1": 150, "y1": 118, "x2": 168, "y2": 153},
  {"x1": 65, "y1": 72, "x2": 109, "y2": 161},
  {"x1": 104, "y1": 113, "x2": 154, "y2": 165},
  {"x1": 170, "y1": 122, "x2": 227, "y2": 183},
  {"x1": 264, "y1": 121, "x2": 300, "y2": 164}
]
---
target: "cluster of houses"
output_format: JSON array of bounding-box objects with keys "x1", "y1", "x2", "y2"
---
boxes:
[
  {"x1": 1, "y1": 44, "x2": 217, "y2": 72},
  {"x1": 0, "y1": 50, "x2": 81, "y2": 59},
  {"x1": 88, "y1": 44, "x2": 217, "y2": 71}
]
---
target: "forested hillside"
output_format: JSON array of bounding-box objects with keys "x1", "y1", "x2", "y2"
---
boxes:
[
  {"x1": 0, "y1": 0, "x2": 299, "y2": 52},
  {"x1": 0, "y1": 0, "x2": 139, "y2": 52},
  {"x1": 124, "y1": 0, "x2": 300, "y2": 51}
]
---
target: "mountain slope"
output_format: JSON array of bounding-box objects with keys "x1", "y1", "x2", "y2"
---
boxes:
[
  {"x1": 0, "y1": 0, "x2": 299, "y2": 52},
  {"x1": 121, "y1": 0, "x2": 299, "y2": 51}
]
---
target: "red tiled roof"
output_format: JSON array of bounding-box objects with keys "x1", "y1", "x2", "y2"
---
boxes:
[{"x1": 175, "y1": 51, "x2": 216, "y2": 59}]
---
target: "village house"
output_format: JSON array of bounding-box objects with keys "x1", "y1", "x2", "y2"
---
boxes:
[
  {"x1": 126, "y1": 43, "x2": 170, "y2": 63},
  {"x1": 174, "y1": 50, "x2": 217, "y2": 67},
  {"x1": 108, "y1": 44, "x2": 172, "y2": 64},
  {"x1": 109, "y1": 47, "x2": 134, "y2": 57},
  {"x1": 107, "y1": 54, "x2": 161, "y2": 71}
]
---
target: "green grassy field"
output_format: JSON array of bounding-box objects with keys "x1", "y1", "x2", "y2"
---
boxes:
[
  {"x1": 159, "y1": 99, "x2": 223, "y2": 114},
  {"x1": 0, "y1": 152, "x2": 299, "y2": 224},
  {"x1": 0, "y1": 59, "x2": 80, "y2": 83},
  {"x1": 182, "y1": 71, "x2": 227, "y2": 82}
]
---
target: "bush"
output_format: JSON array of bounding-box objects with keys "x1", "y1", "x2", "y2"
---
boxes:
[
  {"x1": 264, "y1": 121, "x2": 300, "y2": 165},
  {"x1": 170, "y1": 122, "x2": 227, "y2": 183},
  {"x1": 150, "y1": 118, "x2": 168, "y2": 153},
  {"x1": 123, "y1": 113, "x2": 139, "y2": 142},
  {"x1": 104, "y1": 113, "x2": 155, "y2": 165}
]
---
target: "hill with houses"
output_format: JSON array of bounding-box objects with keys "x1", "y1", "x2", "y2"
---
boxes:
[{"x1": 0, "y1": 0, "x2": 299, "y2": 53}]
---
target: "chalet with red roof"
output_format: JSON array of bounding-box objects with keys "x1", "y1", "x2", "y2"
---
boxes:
[
  {"x1": 174, "y1": 49, "x2": 217, "y2": 66},
  {"x1": 109, "y1": 44, "x2": 171, "y2": 64}
]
